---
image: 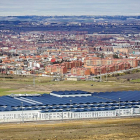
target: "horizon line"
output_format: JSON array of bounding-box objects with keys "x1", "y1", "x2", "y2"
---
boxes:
[{"x1": 0, "y1": 15, "x2": 140, "y2": 17}]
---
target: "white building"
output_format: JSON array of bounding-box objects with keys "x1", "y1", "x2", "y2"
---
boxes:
[{"x1": 0, "y1": 90, "x2": 140, "y2": 122}]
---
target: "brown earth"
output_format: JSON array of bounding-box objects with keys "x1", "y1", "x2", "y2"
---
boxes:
[
  {"x1": 118, "y1": 72, "x2": 140, "y2": 80},
  {"x1": 0, "y1": 117, "x2": 140, "y2": 140}
]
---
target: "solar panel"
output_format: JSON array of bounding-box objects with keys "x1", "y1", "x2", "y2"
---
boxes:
[{"x1": 0, "y1": 90, "x2": 140, "y2": 113}]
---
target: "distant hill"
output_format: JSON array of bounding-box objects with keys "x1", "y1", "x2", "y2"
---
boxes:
[{"x1": 0, "y1": 15, "x2": 140, "y2": 22}]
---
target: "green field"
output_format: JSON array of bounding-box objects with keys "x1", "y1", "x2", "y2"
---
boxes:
[
  {"x1": 1, "y1": 74, "x2": 140, "y2": 96},
  {"x1": 131, "y1": 79, "x2": 140, "y2": 83}
]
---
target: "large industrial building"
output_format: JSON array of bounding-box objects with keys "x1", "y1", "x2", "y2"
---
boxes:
[{"x1": 0, "y1": 90, "x2": 140, "y2": 122}]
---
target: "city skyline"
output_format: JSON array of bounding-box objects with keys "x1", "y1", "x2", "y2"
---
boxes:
[{"x1": 0, "y1": 0, "x2": 140, "y2": 16}]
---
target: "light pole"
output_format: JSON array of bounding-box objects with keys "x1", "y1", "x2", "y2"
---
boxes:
[
  {"x1": 100, "y1": 69, "x2": 102, "y2": 82},
  {"x1": 70, "y1": 100, "x2": 72, "y2": 119},
  {"x1": 119, "y1": 98, "x2": 121, "y2": 117},
  {"x1": 106, "y1": 72, "x2": 107, "y2": 82},
  {"x1": 106, "y1": 68, "x2": 109, "y2": 82},
  {"x1": 21, "y1": 102, "x2": 24, "y2": 123},
  {"x1": 61, "y1": 110, "x2": 63, "y2": 121},
  {"x1": 33, "y1": 74, "x2": 35, "y2": 87}
]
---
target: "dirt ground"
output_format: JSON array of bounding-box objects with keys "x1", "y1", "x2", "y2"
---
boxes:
[
  {"x1": 0, "y1": 117, "x2": 140, "y2": 140},
  {"x1": 117, "y1": 72, "x2": 140, "y2": 80}
]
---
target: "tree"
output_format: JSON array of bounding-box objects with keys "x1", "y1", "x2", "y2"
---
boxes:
[
  {"x1": 113, "y1": 54, "x2": 119, "y2": 59},
  {"x1": 101, "y1": 53, "x2": 104, "y2": 58}
]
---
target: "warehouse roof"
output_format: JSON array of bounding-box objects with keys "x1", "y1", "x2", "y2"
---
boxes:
[{"x1": 0, "y1": 90, "x2": 140, "y2": 112}]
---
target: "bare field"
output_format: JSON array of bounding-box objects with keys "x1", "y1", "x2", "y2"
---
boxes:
[
  {"x1": 1, "y1": 75, "x2": 140, "y2": 96},
  {"x1": 118, "y1": 72, "x2": 140, "y2": 80},
  {"x1": 0, "y1": 117, "x2": 140, "y2": 140}
]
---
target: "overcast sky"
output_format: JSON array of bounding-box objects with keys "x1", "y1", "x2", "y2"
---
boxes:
[{"x1": 0, "y1": 0, "x2": 140, "y2": 16}]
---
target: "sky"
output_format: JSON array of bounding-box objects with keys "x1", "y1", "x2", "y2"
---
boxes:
[{"x1": 0, "y1": 0, "x2": 140, "y2": 16}]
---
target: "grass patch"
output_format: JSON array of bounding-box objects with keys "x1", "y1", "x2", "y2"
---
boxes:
[
  {"x1": 131, "y1": 79, "x2": 140, "y2": 83},
  {"x1": 1, "y1": 75, "x2": 140, "y2": 96},
  {"x1": 0, "y1": 88, "x2": 15, "y2": 96},
  {"x1": 8, "y1": 91, "x2": 49, "y2": 95},
  {"x1": 0, "y1": 88, "x2": 49, "y2": 96}
]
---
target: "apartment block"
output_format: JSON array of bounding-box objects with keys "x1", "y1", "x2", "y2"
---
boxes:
[
  {"x1": 61, "y1": 60, "x2": 82, "y2": 69},
  {"x1": 84, "y1": 58, "x2": 138, "y2": 68},
  {"x1": 45, "y1": 64, "x2": 67, "y2": 74},
  {"x1": 71, "y1": 67, "x2": 90, "y2": 76},
  {"x1": 90, "y1": 62, "x2": 130, "y2": 75}
]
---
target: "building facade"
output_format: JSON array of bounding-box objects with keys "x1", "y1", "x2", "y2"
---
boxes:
[{"x1": 0, "y1": 90, "x2": 140, "y2": 122}]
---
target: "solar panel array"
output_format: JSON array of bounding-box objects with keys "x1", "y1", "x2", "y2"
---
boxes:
[
  {"x1": 51, "y1": 90, "x2": 89, "y2": 95},
  {"x1": 0, "y1": 90, "x2": 140, "y2": 112},
  {"x1": 93, "y1": 91, "x2": 140, "y2": 101}
]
